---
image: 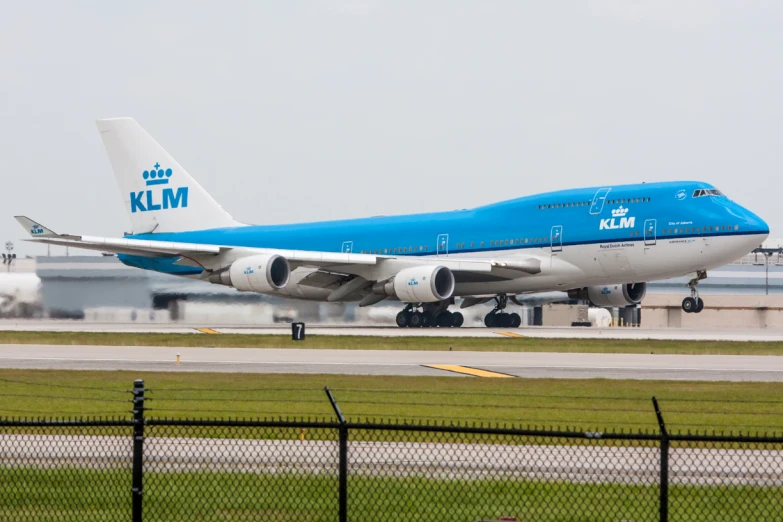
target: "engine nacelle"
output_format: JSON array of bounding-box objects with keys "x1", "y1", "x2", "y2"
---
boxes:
[
  {"x1": 209, "y1": 254, "x2": 290, "y2": 293},
  {"x1": 568, "y1": 282, "x2": 647, "y2": 307},
  {"x1": 372, "y1": 266, "x2": 455, "y2": 303}
]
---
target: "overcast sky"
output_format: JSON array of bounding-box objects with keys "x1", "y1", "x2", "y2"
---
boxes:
[{"x1": 1, "y1": 1, "x2": 781, "y2": 257}]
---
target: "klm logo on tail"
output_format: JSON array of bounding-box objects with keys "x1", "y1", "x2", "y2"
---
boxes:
[
  {"x1": 599, "y1": 206, "x2": 635, "y2": 230},
  {"x1": 30, "y1": 224, "x2": 44, "y2": 235},
  {"x1": 130, "y1": 163, "x2": 189, "y2": 213}
]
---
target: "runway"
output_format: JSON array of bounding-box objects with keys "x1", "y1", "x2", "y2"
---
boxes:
[
  {"x1": 2, "y1": 344, "x2": 783, "y2": 381},
  {"x1": 2, "y1": 320, "x2": 783, "y2": 341}
]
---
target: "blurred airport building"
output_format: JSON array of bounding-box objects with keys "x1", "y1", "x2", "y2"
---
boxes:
[{"x1": 0, "y1": 238, "x2": 782, "y2": 327}]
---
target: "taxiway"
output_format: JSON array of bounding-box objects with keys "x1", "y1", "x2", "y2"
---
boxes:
[
  {"x1": 1, "y1": 320, "x2": 783, "y2": 341},
  {"x1": 1, "y1": 345, "x2": 782, "y2": 381}
]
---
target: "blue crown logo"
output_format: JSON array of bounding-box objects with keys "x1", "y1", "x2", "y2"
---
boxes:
[
  {"x1": 601, "y1": 287, "x2": 611, "y2": 295},
  {"x1": 30, "y1": 224, "x2": 44, "y2": 235},
  {"x1": 407, "y1": 277, "x2": 418, "y2": 286},
  {"x1": 143, "y1": 162, "x2": 173, "y2": 186},
  {"x1": 244, "y1": 267, "x2": 254, "y2": 275}
]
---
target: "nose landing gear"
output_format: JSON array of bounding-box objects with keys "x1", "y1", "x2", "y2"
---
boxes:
[
  {"x1": 483, "y1": 295, "x2": 522, "y2": 328},
  {"x1": 682, "y1": 271, "x2": 706, "y2": 314}
]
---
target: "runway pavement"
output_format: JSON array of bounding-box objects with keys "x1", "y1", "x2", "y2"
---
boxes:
[
  {"x1": 1, "y1": 344, "x2": 783, "y2": 381},
  {"x1": 2, "y1": 319, "x2": 783, "y2": 341}
]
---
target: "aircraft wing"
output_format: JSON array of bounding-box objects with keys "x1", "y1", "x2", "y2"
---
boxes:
[
  {"x1": 16, "y1": 216, "x2": 222, "y2": 257},
  {"x1": 15, "y1": 216, "x2": 541, "y2": 277}
]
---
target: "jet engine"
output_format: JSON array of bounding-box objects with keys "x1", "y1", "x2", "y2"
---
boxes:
[
  {"x1": 209, "y1": 254, "x2": 290, "y2": 293},
  {"x1": 567, "y1": 282, "x2": 647, "y2": 307},
  {"x1": 372, "y1": 266, "x2": 455, "y2": 303}
]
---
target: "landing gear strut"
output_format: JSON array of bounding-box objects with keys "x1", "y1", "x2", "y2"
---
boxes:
[
  {"x1": 682, "y1": 271, "x2": 706, "y2": 314},
  {"x1": 484, "y1": 295, "x2": 522, "y2": 328},
  {"x1": 396, "y1": 302, "x2": 464, "y2": 328}
]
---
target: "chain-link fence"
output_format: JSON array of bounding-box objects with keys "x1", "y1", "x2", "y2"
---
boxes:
[{"x1": 0, "y1": 380, "x2": 782, "y2": 521}]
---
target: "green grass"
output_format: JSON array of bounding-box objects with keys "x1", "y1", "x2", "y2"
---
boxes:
[
  {"x1": 1, "y1": 369, "x2": 782, "y2": 434},
  {"x1": 3, "y1": 330, "x2": 783, "y2": 355},
  {"x1": 0, "y1": 468, "x2": 780, "y2": 521}
]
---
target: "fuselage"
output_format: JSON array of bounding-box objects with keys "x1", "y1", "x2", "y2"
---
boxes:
[{"x1": 122, "y1": 181, "x2": 769, "y2": 300}]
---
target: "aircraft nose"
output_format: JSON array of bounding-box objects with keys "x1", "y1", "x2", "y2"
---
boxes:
[
  {"x1": 744, "y1": 207, "x2": 769, "y2": 235},
  {"x1": 732, "y1": 201, "x2": 769, "y2": 237}
]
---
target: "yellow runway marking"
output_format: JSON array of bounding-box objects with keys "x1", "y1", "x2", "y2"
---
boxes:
[
  {"x1": 496, "y1": 331, "x2": 524, "y2": 338},
  {"x1": 196, "y1": 328, "x2": 221, "y2": 335},
  {"x1": 425, "y1": 365, "x2": 514, "y2": 378}
]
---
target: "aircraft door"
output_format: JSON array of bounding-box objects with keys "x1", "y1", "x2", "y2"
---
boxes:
[
  {"x1": 436, "y1": 234, "x2": 449, "y2": 256},
  {"x1": 589, "y1": 188, "x2": 612, "y2": 215},
  {"x1": 341, "y1": 241, "x2": 354, "y2": 253},
  {"x1": 644, "y1": 219, "x2": 656, "y2": 246},
  {"x1": 550, "y1": 225, "x2": 563, "y2": 252}
]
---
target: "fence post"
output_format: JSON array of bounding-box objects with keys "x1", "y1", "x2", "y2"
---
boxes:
[
  {"x1": 325, "y1": 387, "x2": 347, "y2": 522},
  {"x1": 132, "y1": 379, "x2": 146, "y2": 522},
  {"x1": 652, "y1": 397, "x2": 669, "y2": 522}
]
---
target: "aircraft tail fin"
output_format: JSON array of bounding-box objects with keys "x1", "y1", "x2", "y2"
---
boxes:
[{"x1": 96, "y1": 118, "x2": 242, "y2": 234}]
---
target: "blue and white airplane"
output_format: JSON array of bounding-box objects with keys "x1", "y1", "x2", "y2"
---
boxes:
[{"x1": 16, "y1": 118, "x2": 769, "y2": 328}]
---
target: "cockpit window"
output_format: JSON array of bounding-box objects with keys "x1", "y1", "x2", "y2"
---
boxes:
[{"x1": 692, "y1": 189, "x2": 724, "y2": 198}]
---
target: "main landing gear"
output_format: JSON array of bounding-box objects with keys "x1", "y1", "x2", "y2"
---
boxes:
[
  {"x1": 484, "y1": 295, "x2": 522, "y2": 328},
  {"x1": 681, "y1": 271, "x2": 707, "y2": 314},
  {"x1": 396, "y1": 303, "x2": 464, "y2": 328}
]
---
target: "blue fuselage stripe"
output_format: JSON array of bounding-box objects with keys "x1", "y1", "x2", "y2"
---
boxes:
[{"x1": 126, "y1": 181, "x2": 769, "y2": 273}]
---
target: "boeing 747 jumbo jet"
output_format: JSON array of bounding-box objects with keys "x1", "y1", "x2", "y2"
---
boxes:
[{"x1": 16, "y1": 118, "x2": 769, "y2": 328}]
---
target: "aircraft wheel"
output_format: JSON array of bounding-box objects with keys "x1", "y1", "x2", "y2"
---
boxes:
[
  {"x1": 509, "y1": 313, "x2": 522, "y2": 328},
  {"x1": 452, "y1": 312, "x2": 464, "y2": 328},
  {"x1": 395, "y1": 312, "x2": 410, "y2": 328},
  {"x1": 423, "y1": 312, "x2": 437, "y2": 328},
  {"x1": 695, "y1": 298, "x2": 704, "y2": 313},
  {"x1": 484, "y1": 313, "x2": 496, "y2": 328},
  {"x1": 682, "y1": 297, "x2": 697, "y2": 313},
  {"x1": 409, "y1": 312, "x2": 424, "y2": 327},
  {"x1": 437, "y1": 311, "x2": 454, "y2": 328}
]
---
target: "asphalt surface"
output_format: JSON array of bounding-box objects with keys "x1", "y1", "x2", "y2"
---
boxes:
[
  {"x1": 2, "y1": 344, "x2": 783, "y2": 381},
  {"x1": 1, "y1": 434, "x2": 779, "y2": 487},
  {"x1": 3, "y1": 320, "x2": 783, "y2": 341}
]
